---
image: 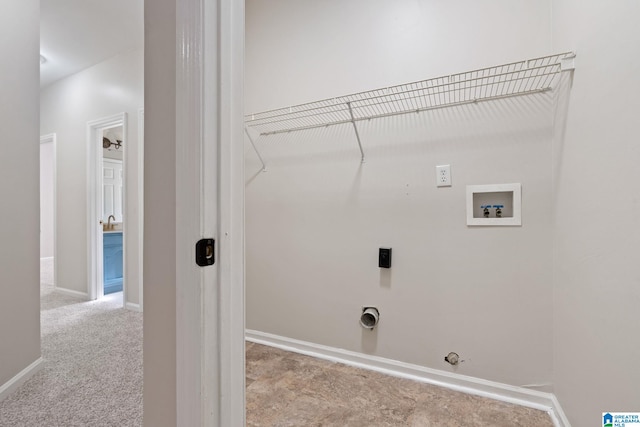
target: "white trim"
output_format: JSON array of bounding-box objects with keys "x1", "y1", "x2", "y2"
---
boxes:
[
  {"x1": 136, "y1": 107, "x2": 144, "y2": 312},
  {"x1": 217, "y1": 0, "x2": 246, "y2": 424},
  {"x1": 86, "y1": 113, "x2": 127, "y2": 303},
  {"x1": 177, "y1": 0, "x2": 201, "y2": 423},
  {"x1": 175, "y1": 0, "x2": 206, "y2": 424},
  {"x1": 54, "y1": 287, "x2": 90, "y2": 300},
  {"x1": 121, "y1": 117, "x2": 128, "y2": 309},
  {"x1": 125, "y1": 302, "x2": 142, "y2": 312},
  {"x1": 0, "y1": 357, "x2": 44, "y2": 402},
  {"x1": 40, "y1": 133, "x2": 57, "y2": 288},
  {"x1": 550, "y1": 394, "x2": 572, "y2": 427},
  {"x1": 39, "y1": 256, "x2": 54, "y2": 261},
  {"x1": 175, "y1": 0, "x2": 245, "y2": 424},
  {"x1": 246, "y1": 330, "x2": 568, "y2": 427}
]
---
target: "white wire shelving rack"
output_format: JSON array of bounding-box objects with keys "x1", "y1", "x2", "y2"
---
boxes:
[{"x1": 245, "y1": 52, "x2": 575, "y2": 170}]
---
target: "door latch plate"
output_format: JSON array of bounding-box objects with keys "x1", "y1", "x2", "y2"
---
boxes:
[{"x1": 196, "y1": 238, "x2": 215, "y2": 267}]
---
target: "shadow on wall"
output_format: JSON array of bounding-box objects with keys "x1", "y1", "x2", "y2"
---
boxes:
[{"x1": 361, "y1": 319, "x2": 378, "y2": 354}]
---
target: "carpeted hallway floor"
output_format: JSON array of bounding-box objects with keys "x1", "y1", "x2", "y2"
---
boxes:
[
  {"x1": 0, "y1": 259, "x2": 553, "y2": 426},
  {"x1": 0, "y1": 259, "x2": 143, "y2": 427}
]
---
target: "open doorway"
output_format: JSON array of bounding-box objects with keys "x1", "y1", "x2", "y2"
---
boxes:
[
  {"x1": 39, "y1": 134, "x2": 56, "y2": 290},
  {"x1": 87, "y1": 113, "x2": 127, "y2": 303},
  {"x1": 102, "y1": 126, "x2": 124, "y2": 295}
]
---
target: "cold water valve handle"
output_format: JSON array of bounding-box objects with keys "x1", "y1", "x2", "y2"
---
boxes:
[{"x1": 493, "y1": 205, "x2": 504, "y2": 218}]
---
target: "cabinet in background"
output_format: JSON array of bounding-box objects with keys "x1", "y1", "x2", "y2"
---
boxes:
[{"x1": 103, "y1": 231, "x2": 123, "y2": 294}]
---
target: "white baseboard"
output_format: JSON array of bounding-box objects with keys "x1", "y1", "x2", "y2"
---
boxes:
[
  {"x1": 54, "y1": 287, "x2": 89, "y2": 300},
  {"x1": 125, "y1": 302, "x2": 142, "y2": 312},
  {"x1": 246, "y1": 330, "x2": 570, "y2": 427},
  {"x1": 550, "y1": 394, "x2": 571, "y2": 427},
  {"x1": 0, "y1": 357, "x2": 44, "y2": 402}
]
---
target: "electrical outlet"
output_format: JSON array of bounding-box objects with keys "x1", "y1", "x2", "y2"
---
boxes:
[{"x1": 436, "y1": 165, "x2": 451, "y2": 187}]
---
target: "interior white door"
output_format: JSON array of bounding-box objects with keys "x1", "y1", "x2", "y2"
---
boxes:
[{"x1": 102, "y1": 159, "x2": 123, "y2": 222}]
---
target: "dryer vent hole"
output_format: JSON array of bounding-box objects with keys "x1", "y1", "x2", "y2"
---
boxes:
[
  {"x1": 360, "y1": 307, "x2": 380, "y2": 329},
  {"x1": 361, "y1": 313, "x2": 376, "y2": 327}
]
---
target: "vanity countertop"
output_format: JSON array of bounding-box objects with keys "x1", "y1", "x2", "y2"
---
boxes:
[{"x1": 103, "y1": 222, "x2": 123, "y2": 233}]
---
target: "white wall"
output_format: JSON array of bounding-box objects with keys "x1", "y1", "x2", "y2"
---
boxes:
[
  {"x1": 40, "y1": 140, "x2": 55, "y2": 258},
  {"x1": 40, "y1": 49, "x2": 144, "y2": 306},
  {"x1": 246, "y1": 0, "x2": 556, "y2": 389},
  {"x1": 246, "y1": 0, "x2": 552, "y2": 113},
  {"x1": 0, "y1": 0, "x2": 41, "y2": 388},
  {"x1": 143, "y1": 0, "x2": 176, "y2": 424},
  {"x1": 552, "y1": 1, "x2": 640, "y2": 425}
]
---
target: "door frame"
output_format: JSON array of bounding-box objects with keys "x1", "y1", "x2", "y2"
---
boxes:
[
  {"x1": 175, "y1": 0, "x2": 245, "y2": 424},
  {"x1": 136, "y1": 107, "x2": 144, "y2": 311},
  {"x1": 40, "y1": 133, "x2": 57, "y2": 288},
  {"x1": 86, "y1": 112, "x2": 127, "y2": 301}
]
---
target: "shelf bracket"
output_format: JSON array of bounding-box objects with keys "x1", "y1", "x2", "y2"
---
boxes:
[
  {"x1": 346, "y1": 102, "x2": 365, "y2": 163},
  {"x1": 244, "y1": 126, "x2": 266, "y2": 172},
  {"x1": 561, "y1": 52, "x2": 576, "y2": 71}
]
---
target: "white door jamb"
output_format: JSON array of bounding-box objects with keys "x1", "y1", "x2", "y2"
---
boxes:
[
  {"x1": 136, "y1": 107, "x2": 144, "y2": 311},
  {"x1": 86, "y1": 112, "x2": 127, "y2": 302},
  {"x1": 40, "y1": 133, "x2": 57, "y2": 288},
  {"x1": 176, "y1": 0, "x2": 245, "y2": 425}
]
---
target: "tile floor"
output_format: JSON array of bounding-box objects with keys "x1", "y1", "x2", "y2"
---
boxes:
[{"x1": 246, "y1": 342, "x2": 554, "y2": 427}]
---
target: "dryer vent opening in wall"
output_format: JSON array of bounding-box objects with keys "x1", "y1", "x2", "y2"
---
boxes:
[{"x1": 360, "y1": 307, "x2": 379, "y2": 329}]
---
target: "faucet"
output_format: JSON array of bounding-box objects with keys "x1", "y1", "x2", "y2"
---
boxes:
[{"x1": 107, "y1": 215, "x2": 116, "y2": 229}]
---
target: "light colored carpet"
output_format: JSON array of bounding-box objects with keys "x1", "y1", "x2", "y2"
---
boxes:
[{"x1": 0, "y1": 259, "x2": 143, "y2": 427}]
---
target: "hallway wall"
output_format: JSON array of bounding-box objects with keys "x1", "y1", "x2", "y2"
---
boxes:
[
  {"x1": 143, "y1": 0, "x2": 177, "y2": 424},
  {"x1": 40, "y1": 48, "x2": 144, "y2": 307},
  {"x1": 0, "y1": 0, "x2": 41, "y2": 391}
]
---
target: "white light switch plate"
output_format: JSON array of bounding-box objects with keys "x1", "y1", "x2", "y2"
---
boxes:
[{"x1": 436, "y1": 165, "x2": 451, "y2": 187}]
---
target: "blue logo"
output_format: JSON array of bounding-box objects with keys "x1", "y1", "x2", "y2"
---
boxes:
[
  {"x1": 604, "y1": 413, "x2": 613, "y2": 427},
  {"x1": 604, "y1": 412, "x2": 640, "y2": 426}
]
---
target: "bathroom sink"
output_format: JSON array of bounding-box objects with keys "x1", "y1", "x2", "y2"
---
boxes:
[{"x1": 103, "y1": 222, "x2": 123, "y2": 232}]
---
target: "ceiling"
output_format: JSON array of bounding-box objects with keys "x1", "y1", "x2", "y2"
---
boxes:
[{"x1": 40, "y1": 0, "x2": 143, "y2": 88}]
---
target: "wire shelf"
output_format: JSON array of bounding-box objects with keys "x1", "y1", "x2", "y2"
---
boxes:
[{"x1": 245, "y1": 52, "x2": 575, "y2": 137}]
